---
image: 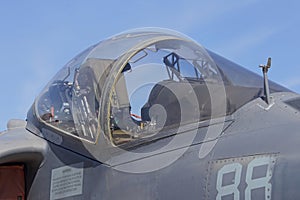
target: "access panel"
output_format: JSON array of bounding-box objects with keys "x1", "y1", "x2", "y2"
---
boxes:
[{"x1": 0, "y1": 165, "x2": 25, "y2": 200}]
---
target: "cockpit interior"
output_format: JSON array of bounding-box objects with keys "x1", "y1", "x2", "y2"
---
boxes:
[{"x1": 34, "y1": 29, "x2": 288, "y2": 146}]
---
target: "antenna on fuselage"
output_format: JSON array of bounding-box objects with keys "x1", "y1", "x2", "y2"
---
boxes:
[{"x1": 259, "y1": 57, "x2": 271, "y2": 104}]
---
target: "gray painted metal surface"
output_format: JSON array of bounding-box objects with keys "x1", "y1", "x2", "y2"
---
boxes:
[{"x1": 0, "y1": 28, "x2": 299, "y2": 200}]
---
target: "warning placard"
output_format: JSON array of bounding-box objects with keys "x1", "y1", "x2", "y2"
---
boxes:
[{"x1": 50, "y1": 163, "x2": 84, "y2": 200}]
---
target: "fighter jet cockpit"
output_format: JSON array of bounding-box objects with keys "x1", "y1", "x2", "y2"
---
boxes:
[{"x1": 32, "y1": 28, "x2": 288, "y2": 147}]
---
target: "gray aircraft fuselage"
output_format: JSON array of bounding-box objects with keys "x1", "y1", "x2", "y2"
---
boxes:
[{"x1": 0, "y1": 28, "x2": 299, "y2": 200}]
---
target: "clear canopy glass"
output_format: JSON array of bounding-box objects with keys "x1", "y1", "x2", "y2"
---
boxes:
[{"x1": 33, "y1": 28, "x2": 289, "y2": 145}]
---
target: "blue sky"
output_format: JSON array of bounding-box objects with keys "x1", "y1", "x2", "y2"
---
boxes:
[{"x1": 0, "y1": 0, "x2": 299, "y2": 130}]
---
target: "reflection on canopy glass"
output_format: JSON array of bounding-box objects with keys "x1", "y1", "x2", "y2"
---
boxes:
[
  {"x1": 109, "y1": 39, "x2": 224, "y2": 145},
  {"x1": 34, "y1": 29, "x2": 288, "y2": 145}
]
